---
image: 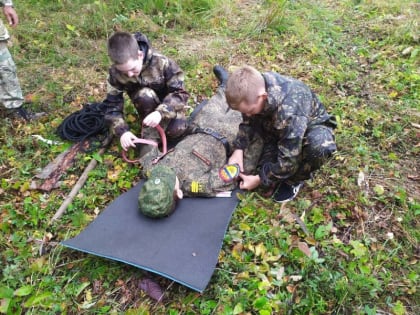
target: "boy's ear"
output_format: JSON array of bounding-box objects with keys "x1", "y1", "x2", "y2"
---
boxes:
[
  {"x1": 258, "y1": 90, "x2": 268, "y2": 101},
  {"x1": 137, "y1": 49, "x2": 144, "y2": 60},
  {"x1": 261, "y1": 91, "x2": 268, "y2": 100}
]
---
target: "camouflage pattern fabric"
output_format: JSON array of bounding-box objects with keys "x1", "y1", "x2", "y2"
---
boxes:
[
  {"x1": 138, "y1": 165, "x2": 177, "y2": 218},
  {"x1": 103, "y1": 32, "x2": 189, "y2": 138},
  {"x1": 233, "y1": 71, "x2": 337, "y2": 187},
  {"x1": 140, "y1": 87, "x2": 261, "y2": 197},
  {"x1": 0, "y1": 2, "x2": 24, "y2": 109},
  {"x1": 0, "y1": 1, "x2": 13, "y2": 5}
]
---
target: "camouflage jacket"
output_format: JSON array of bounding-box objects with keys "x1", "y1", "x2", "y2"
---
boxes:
[
  {"x1": 0, "y1": 0, "x2": 14, "y2": 41},
  {"x1": 0, "y1": 0, "x2": 13, "y2": 7},
  {"x1": 103, "y1": 32, "x2": 189, "y2": 137},
  {"x1": 140, "y1": 88, "x2": 246, "y2": 197},
  {"x1": 233, "y1": 71, "x2": 336, "y2": 187}
]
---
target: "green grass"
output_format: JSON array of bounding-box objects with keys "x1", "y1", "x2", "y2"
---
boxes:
[{"x1": 1, "y1": 0, "x2": 419, "y2": 314}]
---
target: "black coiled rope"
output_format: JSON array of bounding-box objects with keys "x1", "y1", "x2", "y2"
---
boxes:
[{"x1": 56, "y1": 102, "x2": 109, "y2": 151}]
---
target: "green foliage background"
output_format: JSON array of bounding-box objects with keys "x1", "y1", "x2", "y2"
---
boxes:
[{"x1": 0, "y1": 0, "x2": 419, "y2": 314}]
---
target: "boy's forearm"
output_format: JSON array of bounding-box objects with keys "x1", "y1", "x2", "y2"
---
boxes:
[
  {"x1": 102, "y1": 93, "x2": 129, "y2": 137},
  {"x1": 232, "y1": 119, "x2": 254, "y2": 150}
]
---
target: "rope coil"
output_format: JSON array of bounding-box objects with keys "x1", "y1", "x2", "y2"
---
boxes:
[{"x1": 56, "y1": 102, "x2": 109, "y2": 151}]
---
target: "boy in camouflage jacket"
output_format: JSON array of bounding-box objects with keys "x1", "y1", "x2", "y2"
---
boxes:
[
  {"x1": 225, "y1": 65, "x2": 337, "y2": 202},
  {"x1": 103, "y1": 31, "x2": 189, "y2": 153}
]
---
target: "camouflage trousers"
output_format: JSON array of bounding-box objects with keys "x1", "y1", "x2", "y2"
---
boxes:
[
  {"x1": 0, "y1": 41, "x2": 24, "y2": 109},
  {"x1": 256, "y1": 124, "x2": 337, "y2": 184},
  {"x1": 130, "y1": 87, "x2": 187, "y2": 147}
]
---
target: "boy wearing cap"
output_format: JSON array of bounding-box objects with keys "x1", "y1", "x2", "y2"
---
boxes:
[
  {"x1": 103, "y1": 31, "x2": 190, "y2": 154},
  {"x1": 225, "y1": 65, "x2": 337, "y2": 202},
  {"x1": 138, "y1": 66, "x2": 262, "y2": 218}
]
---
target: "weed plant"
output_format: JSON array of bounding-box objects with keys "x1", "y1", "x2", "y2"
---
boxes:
[{"x1": 0, "y1": 0, "x2": 419, "y2": 314}]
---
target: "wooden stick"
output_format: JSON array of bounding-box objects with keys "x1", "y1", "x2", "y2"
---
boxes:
[
  {"x1": 32, "y1": 142, "x2": 82, "y2": 192},
  {"x1": 50, "y1": 136, "x2": 112, "y2": 223}
]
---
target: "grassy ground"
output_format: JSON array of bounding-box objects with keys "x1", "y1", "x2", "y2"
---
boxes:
[{"x1": 0, "y1": 0, "x2": 419, "y2": 314}]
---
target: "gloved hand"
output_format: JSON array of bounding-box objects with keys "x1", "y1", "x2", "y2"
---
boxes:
[
  {"x1": 120, "y1": 131, "x2": 139, "y2": 151},
  {"x1": 143, "y1": 111, "x2": 162, "y2": 127}
]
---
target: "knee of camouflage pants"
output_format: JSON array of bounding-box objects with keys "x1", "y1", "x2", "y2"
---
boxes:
[
  {"x1": 165, "y1": 116, "x2": 188, "y2": 140},
  {"x1": 286, "y1": 125, "x2": 336, "y2": 183},
  {"x1": 130, "y1": 87, "x2": 160, "y2": 118},
  {"x1": 131, "y1": 88, "x2": 188, "y2": 141},
  {"x1": 302, "y1": 125, "x2": 336, "y2": 170}
]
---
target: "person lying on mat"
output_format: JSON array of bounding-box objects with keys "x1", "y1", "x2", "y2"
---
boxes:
[
  {"x1": 225, "y1": 65, "x2": 337, "y2": 203},
  {"x1": 137, "y1": 66, "x2": 262, "y2": 218}
]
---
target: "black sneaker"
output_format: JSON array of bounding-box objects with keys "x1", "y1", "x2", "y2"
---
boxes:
[
  {"x1": 213, "y1": 65, "x2": 228, "y2": 89},
  {"x1": 272, "y1": 181, "x2": 303, "y2": 203},
  {"x1": 14, "y1": 106, "x2": 45, "y2": 121}
]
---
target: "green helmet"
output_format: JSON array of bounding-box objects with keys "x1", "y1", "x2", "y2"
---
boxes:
[{"x1": 138, "y1": 165, "x2": 177, "y2": 218}]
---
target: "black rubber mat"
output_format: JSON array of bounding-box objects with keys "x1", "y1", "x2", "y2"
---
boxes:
[{"x1": 61, "y1": 180, "x2": 239, "y2": 292}]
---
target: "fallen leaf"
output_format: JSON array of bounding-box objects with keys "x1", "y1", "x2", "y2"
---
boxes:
[
  {"x1": 373, "y1": 184, "x2": 385, "y2": 195},
  {"x1": 275, "y1": 266, "x2": 284, "y2": 281},
  {"x1": 401, "y1": 46, "x2": 413, "y2": 56},
  {"x1": 236, "y1": 271, "x2": 249, "y2": 279},
  {"x1": 255, "y1": 243, "x2": 266, "y2": 257},
  {"x1": 92, "y1": 280, "x2": 102, "y2": 295},
  {"x1": 357, "y1": 170, "x2": 369, "y2": 190},
  {"x1": 305, "y1": 237, "x2": 317, "y2": 245},
  {"x1": 85, "y1": 289, "x2": 92, "y2": 303},
  {"x1": 139, "y1": 278, "x2": 164, "y2": 302},
  {"x1": 298, "y1": 242, "x2": 311, "y2": 257},
  {"x1": 311, "y1": 190, "x2": 323, "y2": 199},
  {"x1": 407, "y1": 174, "x2": 419, "y2": 180},
  {"x1": 232, "y1": 243, "x2": 243, "y2": 261},
  {"x1": 290, "y1": 275, "x2": 303, "y2": 282},
  {"x1": 286, "y1": 285, "x2": 296, "y2": 293}
]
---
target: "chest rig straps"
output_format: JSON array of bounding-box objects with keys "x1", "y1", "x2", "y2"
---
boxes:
[{"x1": 192, "y1": 126, "x2": 230, "y2": 163}]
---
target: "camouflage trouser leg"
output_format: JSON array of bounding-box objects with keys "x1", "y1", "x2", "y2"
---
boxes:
[
  {"x1": 0, "y1": 41, "x2": 24, "y2": 109},
  {"x1": 131, "y1": 87, "x2": 186, "y2": 156},
  {"x1": 288, "y1": 125, "x2": 336, "y2": 183},
  {"x1": 131, "y1": 87, "x2": 187, "y2": 140}
]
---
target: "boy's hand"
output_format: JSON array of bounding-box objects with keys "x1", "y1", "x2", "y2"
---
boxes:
[
  {"x1": 228, "y1": 149, "x2": 244, "y2": 172},
  {"x1": 238, "y1": 173, "x2": 261, "y2": 190},
  {"x1": 143, "y1": 111, "x2": 162, "y2": 127},
  {"x1": 120, "y1": 131, "x2": 139, "y2": 151},
  {"x1": 3, "y1": 6, "x2": 18, "y2": 27}
]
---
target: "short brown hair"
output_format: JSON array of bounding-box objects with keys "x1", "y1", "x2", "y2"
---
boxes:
[
  {"x1": 107, "y1": 32, "x2": 139, "y2": 64},
  {"x1": 225, "y1": 65, "x2": 265, "y2": 109}
]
